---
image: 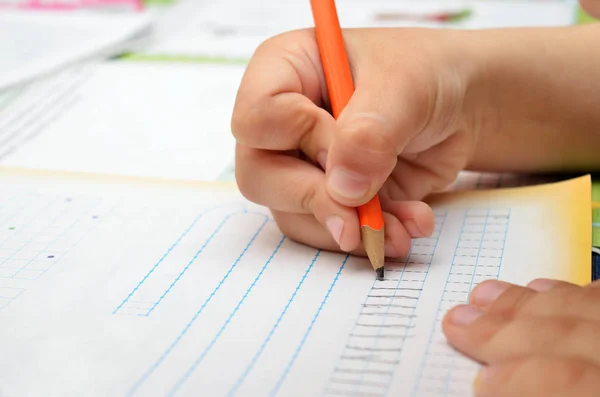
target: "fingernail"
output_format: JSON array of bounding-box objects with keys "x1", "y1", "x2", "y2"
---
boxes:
[
  {"x1": 328, "y1": 167, "x2": 370, "y2": 200},
  {"x1": 403, "y1": 219, "x2": 423, "y2": 238},
  {"x1": 471, "y1": 280, "x2": 509, "y2": 307},
  {"x1": 325, "y1": 216, "x2": 344, "y2": 247},
  {"x1": 527, "y1": 278, "x2": 558, "y2": 292},
  {"x1": 450, "y1": 305, "x2": 483, "y2": 325},
  {"x1": 316, "y1": 151, "x2": 327, "y2": 170}
]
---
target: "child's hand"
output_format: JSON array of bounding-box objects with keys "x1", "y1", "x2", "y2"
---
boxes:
[
  {"x1": 443, "y1": 278, "x2": 600, "y2": 396},
  {"x1": 231, "y1": 28, "x2": 478, "y2": 257}
]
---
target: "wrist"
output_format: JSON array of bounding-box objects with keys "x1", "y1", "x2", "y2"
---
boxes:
[{"x1": 459, "y1": 24, "x2": 600, "y2": 172}]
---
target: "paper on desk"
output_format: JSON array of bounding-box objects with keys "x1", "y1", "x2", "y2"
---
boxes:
[
  {"x1": 0, "y1": 10, "x2": 152, "y2": 90},
  {"x1": 0, "y1": 61, "x2": 243, "y2": 181},
  {"x1": 0, "y1": 167, "x2": 590, "y2": 397},
  {"x1": 130, "y1": 0, "x2": 577, "y2": 60}
]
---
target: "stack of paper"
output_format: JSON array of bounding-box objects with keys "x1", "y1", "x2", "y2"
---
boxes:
[
  {"x1": 0, "y1": 10, "x2": 152, "y2": 90},
  {"x1": 0, "y1": 61, "x2": 244, "y2": 180}
]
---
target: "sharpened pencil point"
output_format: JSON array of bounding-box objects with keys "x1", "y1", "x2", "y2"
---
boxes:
[
  {"x1": 376, "y1": 266, "x2": 384, "y2": 281},
  {"x1": 360, "y1": 225, "x2": 385, "y2": 274}
]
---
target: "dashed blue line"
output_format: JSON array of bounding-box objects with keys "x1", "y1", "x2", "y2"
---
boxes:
[
  {"x1": 145, "y1": 212, "x2": 242, "y2": 316},
  {"x1": 227, "y1": 250, "x2": 321, "y2": 396},
  {"x1": 410, "y1": 210, "x2": 469, "y2": 397},
  {"x1": 380, "y1": 213, "x2": 448, "y2": 397},
  {"x1": 168, "y1": 236, "x2": 287, "y2": 396},
  {"x1": 126, "y1": 217, "x2": 268, "y2": 396},
  {"x1": 442, "y1": 210, "x2": 507, "y2": 397},
  {"x1": 113, "y1": 212, "x2": 206, "y2": 314},
  {"x1": 464, "y1": 209, "x2": 490, "y2": 303},
  {"x1": 269, "y1": 254, "x2": 349, "y2": 397}
]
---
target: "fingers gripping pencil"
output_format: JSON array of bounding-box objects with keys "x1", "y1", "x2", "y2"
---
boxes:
[{"x1": 309, "y1": 0, "x2": 386, "y2": 280}]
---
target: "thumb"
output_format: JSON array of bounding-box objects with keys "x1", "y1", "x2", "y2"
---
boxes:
[{"x1": 323, "y1": 83, "x2": 425, "y2": 206}]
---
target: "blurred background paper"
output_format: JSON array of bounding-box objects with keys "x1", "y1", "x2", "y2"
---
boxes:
[
  {"x1": 0, "y1": 62, "x2": 243, "y2": 181},
  {"x1": 128, "y1": 0, "x2": 577, "y2": 61},
  {"x1": 0, "y1": 10, "x2": 152, "y2": 90}
]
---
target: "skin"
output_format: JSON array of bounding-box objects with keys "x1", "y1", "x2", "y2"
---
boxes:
[
  {"x1": 231, "y1": 1, "x2": 600, "y2": 395},
  {"x1": 444, "y1": 278, "x2": 600, "y2": 396},
  {"x1": 232, "y1": 22, "x2": 600, "y2": 258}
]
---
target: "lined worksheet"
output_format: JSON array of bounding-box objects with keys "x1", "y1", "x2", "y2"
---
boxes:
[{"x1": 0, "y1": 169, "x2": 590, "y2": 397}]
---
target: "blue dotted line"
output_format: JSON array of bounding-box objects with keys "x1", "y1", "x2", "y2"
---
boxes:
[
  {"x1": 168, "y1": 235, "x2": 287, "y2": 396},
  {"x1": 126, "y1": 217, "x2": 268, "y2": 396},
  {"x1": 269, "y1": 254, "x2": 349, "y2": 397},
  {"x1": 464, "y1": 209, "x2": 490, "y2": 303},
  {"x1": 410, "y1": 211, "x2": 469, "y2": 397},
  {"x1": 441, "y1": 210, "x2": 507, "y2": 397},
  {"x1": 441, "y1": 210, "x2": 490, "y2": 397},
  {"x1": 144, "y1": 212, "x2": 243, "y2": 316},
  {"x1": 113, "y1": 204, "x2": 244, "y2": 315},
  {"x1": 113, "y1": 211, "x2": 207, "y2": 314},
  {"x1": 380, "y1": 213, "x2": 448, "y2": 397},
  {"x1": 227, "y1": 249, "x2": 321, "y2": 397}
]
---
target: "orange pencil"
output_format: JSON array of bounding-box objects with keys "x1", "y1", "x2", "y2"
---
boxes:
[{"x1": 309, "y1": 0, "x2": 386, "y2": 280}]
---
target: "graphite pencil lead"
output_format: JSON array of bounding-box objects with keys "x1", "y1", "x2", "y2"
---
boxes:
[{"x1": 376, "y1": 266, "x2": 384, "y2": 281}]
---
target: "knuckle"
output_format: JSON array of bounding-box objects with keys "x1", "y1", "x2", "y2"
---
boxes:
[
  {"x1": 231, "y1": 102, "x2": 266, "y2": 145},
  {"x1": 500, "y1": 356, "x2": 592, "y2": 395},
  {"x1": 253, "y1": 34, "x2": 281, "y2": 56},
  {"x1": 341, "y1": 115, "x2": 395, "y2": 156},
  {"x1": 271, "y1": 211, "x2": 301, "y2": 243},
  {"x1": 233, "y1": 148, "x2": 261, "y2": 204},
  {"x1": 235, "y1": 171, "x2": 259, "y2": 204},
  {"x1": 560, "y1": 358, "x2": 593, "y2": 390},
  {"x1": 255, "y1": 29, "x2": 311, "y2": 54},
  {"x1": 298, "y1": 178, "x2": 318, "y2": 214},
  {"x1": 542, "y1": 317, "x2": 581, "y2": 346},
  {"x1": 230, "y1": 103, "x2": 247, "y2": 140},
  {"x1": 271, "y1": 211, "x2": 291, "y2": 235},
  {"x1": 494, "y1": 286, "x2": 536, "y2": 315},
  {"x1": 537, "y1": 357, "x2": 590, "y2": 391}
]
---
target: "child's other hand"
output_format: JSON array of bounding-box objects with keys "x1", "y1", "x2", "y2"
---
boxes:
[
  {"x1": 232, "y1": 29, "x2": 478, "y2": 257},
  {"x1": 443, "y1": 278, "x2": 600, "y2": 396}
]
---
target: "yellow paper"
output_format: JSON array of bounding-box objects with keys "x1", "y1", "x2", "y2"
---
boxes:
[{"x1": 428, "y1": 174, "x2": 591, "y2": 286}]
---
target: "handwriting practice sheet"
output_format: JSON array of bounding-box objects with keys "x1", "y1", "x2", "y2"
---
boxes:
[{"x1": 0, "y1": 168, "x2": 590, "y2": 397}]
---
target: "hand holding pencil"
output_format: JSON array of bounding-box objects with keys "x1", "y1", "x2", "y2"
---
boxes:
[
  {"x1": 309, "y1": 0, "x2": 387, "y2": 279},
  {"x1": 230, "y1": 11, "x2": 486, "y2": 271}
]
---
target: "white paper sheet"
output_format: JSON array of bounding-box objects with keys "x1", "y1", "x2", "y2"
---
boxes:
[
  {"x1": 0, "y1": 61, "x2": 243, "y2": 181},
  {"x1": 0, "y1": 10, "x2": 153, "y2": 91},
  {"x1": 0, "y1": 168, "x2": 590, "y2": 397},
  {"x1": 134, "y1": 0, "x2": 577, "y2": 60}
]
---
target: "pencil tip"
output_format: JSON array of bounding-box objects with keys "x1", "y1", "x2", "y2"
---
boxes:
[
  {"x1": 361, "y1": 225, "x2": 385, "y2": 272},
  {"x1": 376, "y1": 266, "x2": 384, "y2": 281}
]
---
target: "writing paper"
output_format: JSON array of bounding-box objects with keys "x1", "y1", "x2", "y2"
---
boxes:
[{"x1": 0, "y1": 168, "x2": 590, "y2": 396}]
